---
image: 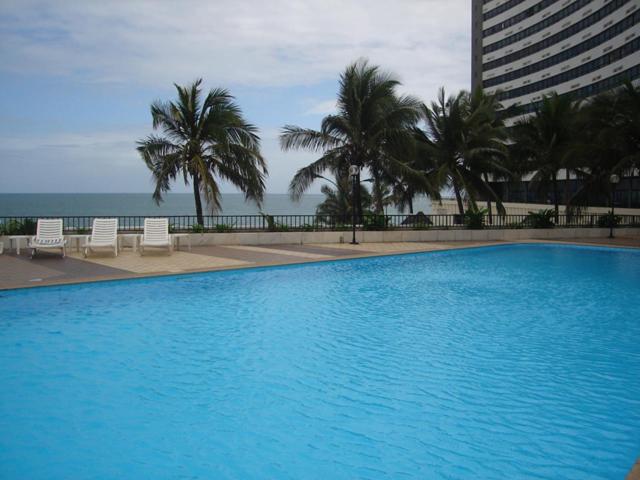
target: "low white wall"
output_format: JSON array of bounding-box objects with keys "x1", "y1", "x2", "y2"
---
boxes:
[{"x1": 1, "y1": 228, "x2": 638, "y2": 250}]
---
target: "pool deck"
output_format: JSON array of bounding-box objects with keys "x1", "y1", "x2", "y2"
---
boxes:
[{"x1": 1, "y1": 236, "x2": 639, "y2": 291}]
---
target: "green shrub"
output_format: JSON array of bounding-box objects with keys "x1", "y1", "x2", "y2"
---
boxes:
[
  {"x1": 261, "y1": 213, "x2": 276, "y2": 231},
  {"x1": 215, "y1": 224, "x2": 234, "y2": 233},
  {"x1": 23, "y1": 218, "x2": 37, "y2": 234},
  {"x1": 1, "y1": 220, "x2": 15, "y2": 235},
  {"x1": 191, "y1": 223, "x2": 205, "y2": 233},
  {"x1": 0, "y1": 219, "x2": 37, "y2": 235},
  {"x1": 597, "y1": 212, "x2": 622, "y2": 228},
  {"x1": 464, "y1": 207, "x2": 487, "y2": 230},
  {"x1": 301, "y1": 224, "x2": 316, "y2": 232},
  {"x1": 363, "y1": 214, "x2": 389, "y2": 230},
  {"x1": 260, "y1": 213, "x2": 290, "y2": 232},
  {"x1": 524, "y1": 209, "x2": 555, "y2": 229}
]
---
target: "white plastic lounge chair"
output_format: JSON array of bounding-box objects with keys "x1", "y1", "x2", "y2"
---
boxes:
[
  {"x1": 139, "y1": 218, "x2": 172, "y2": 255},
  {"x1": 29, "y1": 219, "x2": 67, "y2": 258},
  {"x1": 84, "y1": 218, "x2": 118, "y2": 257}
]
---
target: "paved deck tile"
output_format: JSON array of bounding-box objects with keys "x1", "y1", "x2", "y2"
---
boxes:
[
  {"x1": 67, "y1": 251, "x2": 250, "y2": 274},
  {"x1": 222, "y1": 245, "x2": 334, "y2": 259},
  {"x1": 0, "y1": 252, "x2": 131, "y2": 288},
  {"x1": 1, "y1": 237, "x2": 638, "y2": 291}
]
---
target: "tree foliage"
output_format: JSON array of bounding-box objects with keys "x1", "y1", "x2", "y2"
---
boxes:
[{"x1": 138, "y1": 79, "x2": 267, "y2": 224}]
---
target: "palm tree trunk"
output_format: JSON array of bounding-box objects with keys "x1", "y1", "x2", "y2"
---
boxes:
[
  {"x1": 355, "y1": 171, "x2": 363, "y2": 223},
  {"x1": 564, "y1": 169, "x2": 571, "y2": 206},
  {"x1": 374, "y1": 187, "x2": 384, "y2": 214},
  {"x1": 552, "y1": 173, "x2": 559, "y2": 224},
  {"x1": 408, "y1": 193, "x2": 414, "y2": 214},
  {"x1": 372, "y1": 170, "x2": 384, "y2": 214},
  {"x1": 193, "y1": 175, "x2": 204, "y2": 226},
  {"x1": 483, "y1": 173, "x2": 493, "y2": 225},
  {"x1": 453, "y1": 181, "x2": 465, "y2": 220}
]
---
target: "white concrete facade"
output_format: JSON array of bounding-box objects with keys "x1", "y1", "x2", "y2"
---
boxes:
[{"x1": 471, "y1": 0, "x2": 640, "y2": 116}]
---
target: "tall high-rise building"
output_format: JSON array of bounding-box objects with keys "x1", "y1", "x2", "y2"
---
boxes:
[{"x1": 472, "y1": 0, "x2": 640, "y2": 117}]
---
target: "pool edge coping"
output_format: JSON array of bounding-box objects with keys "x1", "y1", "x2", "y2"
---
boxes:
[
  {"x1": 0, "y1": 241, "x2": 506, "y2": 292},
  {"x1": 1, "y1": 239, "x2": 639, "y2": 293},
  {"x1": 3, "y1": 238, "x2": 640, "y2": 478}
]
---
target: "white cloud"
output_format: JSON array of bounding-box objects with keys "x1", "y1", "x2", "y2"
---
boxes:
[
  {"x1": 0, "y1": 127, "x2": 324, "y2": 194},
  {"x1": 0, "y1": 0, "x2": 471, "y2": 97},
  {"x1": 0, "y1": 0, "x2": 471, "y2": 194},
  {"x1": 304, "y1": 99, "x2": 338, "y2": 116},
  {"x1": 0, "y1": 128, "x2": 152, "y2": 193}
]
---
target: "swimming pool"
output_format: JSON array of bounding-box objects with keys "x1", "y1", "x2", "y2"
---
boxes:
[{"x1": 1, "y1": 243, "x2": 639, "y2": 479}]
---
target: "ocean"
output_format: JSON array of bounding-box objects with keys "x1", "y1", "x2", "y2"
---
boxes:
[{"x1": 0, "y1": 193, "x2": 431, "y2": 217}]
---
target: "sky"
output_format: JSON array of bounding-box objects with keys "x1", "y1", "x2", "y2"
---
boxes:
[{"x1": 0, "y1": 0, "x2": 471, "y2": 194}]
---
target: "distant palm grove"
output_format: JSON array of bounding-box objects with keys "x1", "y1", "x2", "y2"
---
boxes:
[{"x1": 139, "y1": 60, "x2": 639, "y2": 227}]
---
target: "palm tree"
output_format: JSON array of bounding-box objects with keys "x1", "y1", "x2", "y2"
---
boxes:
[
  {"x1": 568, "y1": 81, "x2": 640, "y2": 211},
  {"x1": 510, "y1": 93, "x2": 580, "y2": 222},
  {"x1": 608, "y1": 80, "x2": 640, "y2": 174},
  {"x1": 469, "y1": 89, "x2": 510, "y2": 224},
  {"x1": 137, "y1": 79, "x2": 267, "y2": 226},
  {"x1": 280, "y1": 59, "x2": 431, "y2": 217},
  {"x1": 390, "y1": 181, "x2": 417, "y2": 213},
  {"x1": 315, "y1": 175, "x2": 372, "y2": 219},
  {"x1": 380, "y1": 134, "x2": 439, "y2": 214},
  {"x1": 415, "y1": 87, "x2": 508, "y2": 218}
]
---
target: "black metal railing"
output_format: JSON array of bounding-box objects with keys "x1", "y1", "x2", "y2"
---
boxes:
[{"x1": 1, "y1": 213, "x2": 639, "y2": 235}]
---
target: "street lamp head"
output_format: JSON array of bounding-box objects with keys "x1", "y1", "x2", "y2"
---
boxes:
[{"x1": 610, "y1": 174, "x2": 620, "y2": 184}]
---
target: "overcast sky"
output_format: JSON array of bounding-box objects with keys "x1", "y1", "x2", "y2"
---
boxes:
[{"x1": 0, "y1": 0, "x2": 471, "y2": 194}]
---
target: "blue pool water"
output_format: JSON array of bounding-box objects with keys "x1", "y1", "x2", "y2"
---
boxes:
[{"x1": 1, "y1": 244, "x2": 639, "y2": 479}]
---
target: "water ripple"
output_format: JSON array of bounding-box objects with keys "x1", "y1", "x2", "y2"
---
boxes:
[{"x1": 0, "y1": 244, "x2": 639, "y2": 479}]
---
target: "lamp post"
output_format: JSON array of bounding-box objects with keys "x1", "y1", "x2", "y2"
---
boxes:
[
  {"x1": 609, "y1": 173, "x2": 620, "y2": 239},
  {"x1": 349, "y1": 164, "x2": 359, "y2": 245}
]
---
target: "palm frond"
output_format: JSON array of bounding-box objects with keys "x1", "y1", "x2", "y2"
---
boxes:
[
  {"x1": 288, "y1": 150, "x2": 344, "y2": 200},
  {"x1": 280, "y1": 126, "x2": 342, "y2": 152}
]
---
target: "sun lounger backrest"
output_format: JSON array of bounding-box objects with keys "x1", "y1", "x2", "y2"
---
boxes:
[
  {"x1": 143, "y1": 218, "x2": 169, "y2": 242},
  {"x1": 91, "y1": 218, "x2": 118, "y2": 242},
  {"x1": 36, "y1": 219, "x2": 63, "y2": 240}
]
